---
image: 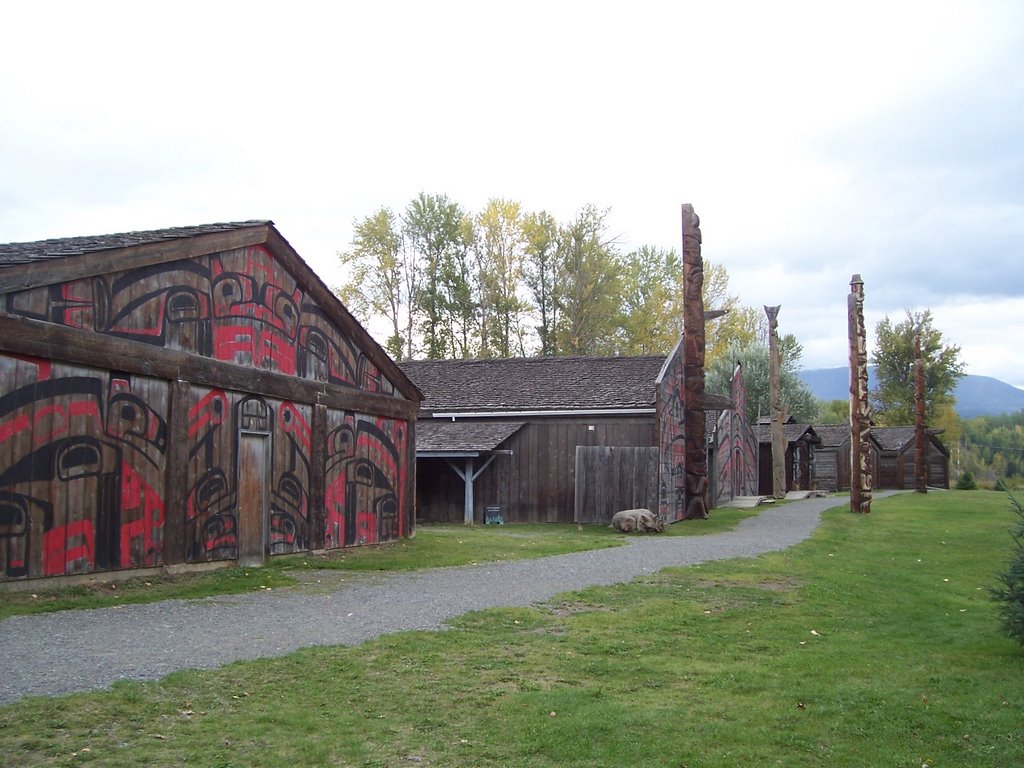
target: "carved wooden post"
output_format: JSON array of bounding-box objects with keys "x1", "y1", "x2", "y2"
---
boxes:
[
  {"x1": 914, "y1": 332, "x2": 928, "y2": 493},
  {"x1": 848, "y1": 274, "x2": 872, "y2": 514},
  {"x1": 765, "y1": 305, "x2": 787, "y2": 499},
  {"x1": 682, "y1": 204, "x2": 709, "y2": 519}
]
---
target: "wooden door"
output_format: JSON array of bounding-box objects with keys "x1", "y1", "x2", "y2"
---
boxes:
[{"x1": 238, "y1": 434, "x2": 268, "y2": 565}]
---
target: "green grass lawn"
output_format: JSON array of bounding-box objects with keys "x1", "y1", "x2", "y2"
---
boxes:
[
  {"x1": 2, "y1": 492, "x2": 1021, "y2": 766},
  {"x1": 0, "y1": 508, "x2": 759, "y2": 620}
]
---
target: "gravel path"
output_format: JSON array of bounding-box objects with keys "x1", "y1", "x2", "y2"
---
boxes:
[{"x1": 0, "y1": 494, "x2": 876, "y2": 705}]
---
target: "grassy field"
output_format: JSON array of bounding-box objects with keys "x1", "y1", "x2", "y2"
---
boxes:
[
  {"x1": 2, "y1": 492, "x2": 1022, "y2": 766},
  {"x1": 0, "y1": 508, "x2": 759, "y2": 620}
]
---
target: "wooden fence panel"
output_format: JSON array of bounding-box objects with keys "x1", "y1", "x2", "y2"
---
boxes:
[{"x1": 574, "y1": 446, "x2": 660, "y2": 525}]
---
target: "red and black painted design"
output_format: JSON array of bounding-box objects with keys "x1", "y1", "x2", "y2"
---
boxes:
[
  {"x1": 714, "y1": 364, "x2": 759, "y2": 507},
  {"x1": 185, "y1": 388, "x2": 315, "y2": 561},
  {"x1": 0, "y1": 355, "x2": 167, "y2": 578},
  {"x1": 4, "y1": 245, "x2": 398, "y2": 395},
  {"x1": 0, "y1": 243, "x2": 413, "y2": 580},
  {"x1": 324, "y1": 410, "x2": 407, "y2": 548}
]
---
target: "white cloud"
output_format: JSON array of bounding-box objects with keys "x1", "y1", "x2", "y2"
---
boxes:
[{"x1": 1, "y1": 0, "x2": 1022, "y2": 389}]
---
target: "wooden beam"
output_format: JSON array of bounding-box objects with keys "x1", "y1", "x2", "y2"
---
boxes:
[
  {"x1": 162, "y1": 379, "x2": 190, "y2": 566},
  {"x1": 0, "y1": 226, "x2": 271, "y2": 295},
  {"x1": 310, "y1": 404, "x2": 328, "y2": 549},
  {"x1": 0, "y1": 313, "x2": 419, "y2": 421}
]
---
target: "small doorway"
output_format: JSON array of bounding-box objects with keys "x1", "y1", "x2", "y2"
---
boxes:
[{"x1": 237, "y1": 433, "x2": 269, "y2": 565}]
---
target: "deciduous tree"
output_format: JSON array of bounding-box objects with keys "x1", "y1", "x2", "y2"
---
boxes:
[
  {"x1": 403, "y1": 193, "x2": 471, "y2": 359},
  {"x1": 522, "y1": 210, "x2": 561, "y2": 357},
  {"x1": 475, "y1": 199, "x2": 529, "y2": 358},
  {"x1": 553, "y1": 206, "x2": 622, "y2": 355},
  {"x1": 872, "y1": 310, "x2": 965, "y2": 425},
  {"x1": 337, "y1": 208, "x2": 409, "y2": 360},
  {"x1": 615, "y1": 245, "x2": 682, "y2": 355},
  {"x1": 707, "y1": 338, "x2": 818, "y2": 425}
]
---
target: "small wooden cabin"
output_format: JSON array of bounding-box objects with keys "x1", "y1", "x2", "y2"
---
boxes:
[
  {"x1": 755, "y1": 419, "x2": 821, "y2": 495},
  {"x1": 810, "y1": 424, "x2": 882, "y2": 492},
  {"x1": 0, "y1": 221, "x2": 420, "y2": 583},
  {"x1": 872, "y1": 426, "x2": 951, "y2": 489}
]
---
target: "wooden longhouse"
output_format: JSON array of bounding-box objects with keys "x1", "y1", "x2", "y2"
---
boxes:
[
  {"x1": 0, "y1": 221, "x2": 421, "y2": 584},
  {"x1": 809, "y1": 423, "x2": 881, "y2": 492},
  {"x1": 400, "y1": 338, "x2": 740, "y2": 526},
  {"x1": 871, "y1": 426, "x2": 951, "y2": 489},
  {"x1": 754, "y1": 418, "x2": 821, "y2": 495}
]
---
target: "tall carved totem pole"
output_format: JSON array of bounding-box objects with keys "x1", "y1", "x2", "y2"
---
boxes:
[
  {"x1": 682, "y1": 204, "x2": 709, "y2": 519},
  {"x1": 914, "y1": 332, "x2": 928, "y2": 493},
  {"x1": 765, "y1": 305, "x2": 787, "y2": 499},
  {"x1": 848, "y1": 274, "x2": 872, "y2": 514}
]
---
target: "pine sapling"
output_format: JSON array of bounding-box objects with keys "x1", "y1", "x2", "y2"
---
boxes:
[{"x1": 992, "y1": 489, "x2": 1024, "y2": 646}]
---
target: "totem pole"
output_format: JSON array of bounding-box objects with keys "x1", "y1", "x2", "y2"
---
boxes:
[
  {"x1": 682, "y1": 204, "x2": 709, "y2": 519},
  {"x1": 914, "y1": 332, "x2": 928, "y2": 493},
  {"x1": 765, "y1": 305, "x2": 787, "y2": 499},
  {"x1": 848, "y1": 275, "x2": 872, "y2": 514}
]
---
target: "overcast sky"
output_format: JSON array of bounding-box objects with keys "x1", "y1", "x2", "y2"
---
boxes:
[{"x1": 2, "y1": 1, "x2": 1022, "y2": 387}]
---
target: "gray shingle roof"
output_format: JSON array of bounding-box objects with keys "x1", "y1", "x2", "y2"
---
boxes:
[
  {"x1": 400, "y1": 355, "x2": 667, "y2": 413},
  {"x1": 871, "y1": 426, "x2": 918, "y2": 451},
  {"x1": 755, "y1": 423, "x2": 821, "y2": 445},
  {"x1": 0, "y1": 221, "x2": 271, "y2": 268},
  {"x1": 416, "y1": 421, "x2": 524, "y2": 453},
  {"x1": 814, "y1": 423, "x2": 852, "y2": 447}
]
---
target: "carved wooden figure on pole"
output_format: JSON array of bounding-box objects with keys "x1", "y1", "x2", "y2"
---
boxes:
[
  {"x1": 764, "y1": 305, "x2": 787, "y2": 499},
  {"x1": 914, "y1": 331, "x2": 928, "y2": 493},
  {"x1": 848, "y1": 274, "x2": 872, "y2": 514},
  {"x1": 681, "y1": 204, "x2": 709, "y2": 519}
]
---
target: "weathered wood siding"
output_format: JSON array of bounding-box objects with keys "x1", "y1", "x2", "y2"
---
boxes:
[
  {"x1": 0, "y1": 243, "x2": 416, "y2": 581},
  {"x1": 812, "y1": 446, "x2": 841, "y2": 491},
  {"x1": 574, "y1": 446, "x2": 660, "y2": 524},
  {"x1": 896, "y1": 440, "x2": 950, "y2": 489},
  {"x1": 415, "y1": 416, "x2": 655, "y2": 524}
]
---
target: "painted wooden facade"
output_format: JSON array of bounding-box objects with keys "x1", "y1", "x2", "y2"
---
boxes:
[
  {"x1": 709, "y1": 364, "x2": 759, "y2": 507},
  {"x1": 0, "y1": 222, "x2": 419, "y2": 582}
]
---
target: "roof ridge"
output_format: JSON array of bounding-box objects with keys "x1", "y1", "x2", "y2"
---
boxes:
[{"x1": 0, "y1": 220, "x2": 272, "y2": 250}]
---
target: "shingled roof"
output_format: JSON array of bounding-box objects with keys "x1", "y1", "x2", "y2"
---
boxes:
[
  {"x1": 870, "y1": 426, "x2": 947, "y2": 453},
  {"x1": 0, "y1": 221, "x2": 272, "y2": 268},
  {"x1": 814, "y1": 423, "x2": 853, "y2": 447},
  {"x1": 400, "y1": 355, "x2": 667, "y2": 414},
  {"x1": 755, "y1": 423, "x2": 821, "y2": 445},
  {"x1": 416, "y1": 421, "x2": 524, "y2": 455}
]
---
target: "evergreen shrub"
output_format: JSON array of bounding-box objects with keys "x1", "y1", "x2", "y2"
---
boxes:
[{"x1": 992, "y1": 489, "x2": 1024, "y2": 647}]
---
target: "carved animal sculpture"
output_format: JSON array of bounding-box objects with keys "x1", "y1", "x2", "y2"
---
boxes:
[{"x1": 610, "y1": 508, "x2": 666, "y2": 533}]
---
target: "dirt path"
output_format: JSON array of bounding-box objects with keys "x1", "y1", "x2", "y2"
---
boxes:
[{"x1": 0, "y1": 494, "x2": 881, "y2": 705}]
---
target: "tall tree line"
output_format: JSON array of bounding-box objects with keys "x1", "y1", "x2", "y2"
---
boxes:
[{"x1": 338, "y1": 194, "x2": 763, "y2": 362}]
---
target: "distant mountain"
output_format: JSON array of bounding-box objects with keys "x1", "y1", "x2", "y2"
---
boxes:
[{"x1": 798, "y1": 367, "x2": 1024, "y2": 419}]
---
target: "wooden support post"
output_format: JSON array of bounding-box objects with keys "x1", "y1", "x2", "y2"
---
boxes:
[
  {"x1": 463, "y1": 458, "x2": 474, "y2": 525},
  {"x1": 447, "y1": 455, "x2": 500, "y2": 526}
]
